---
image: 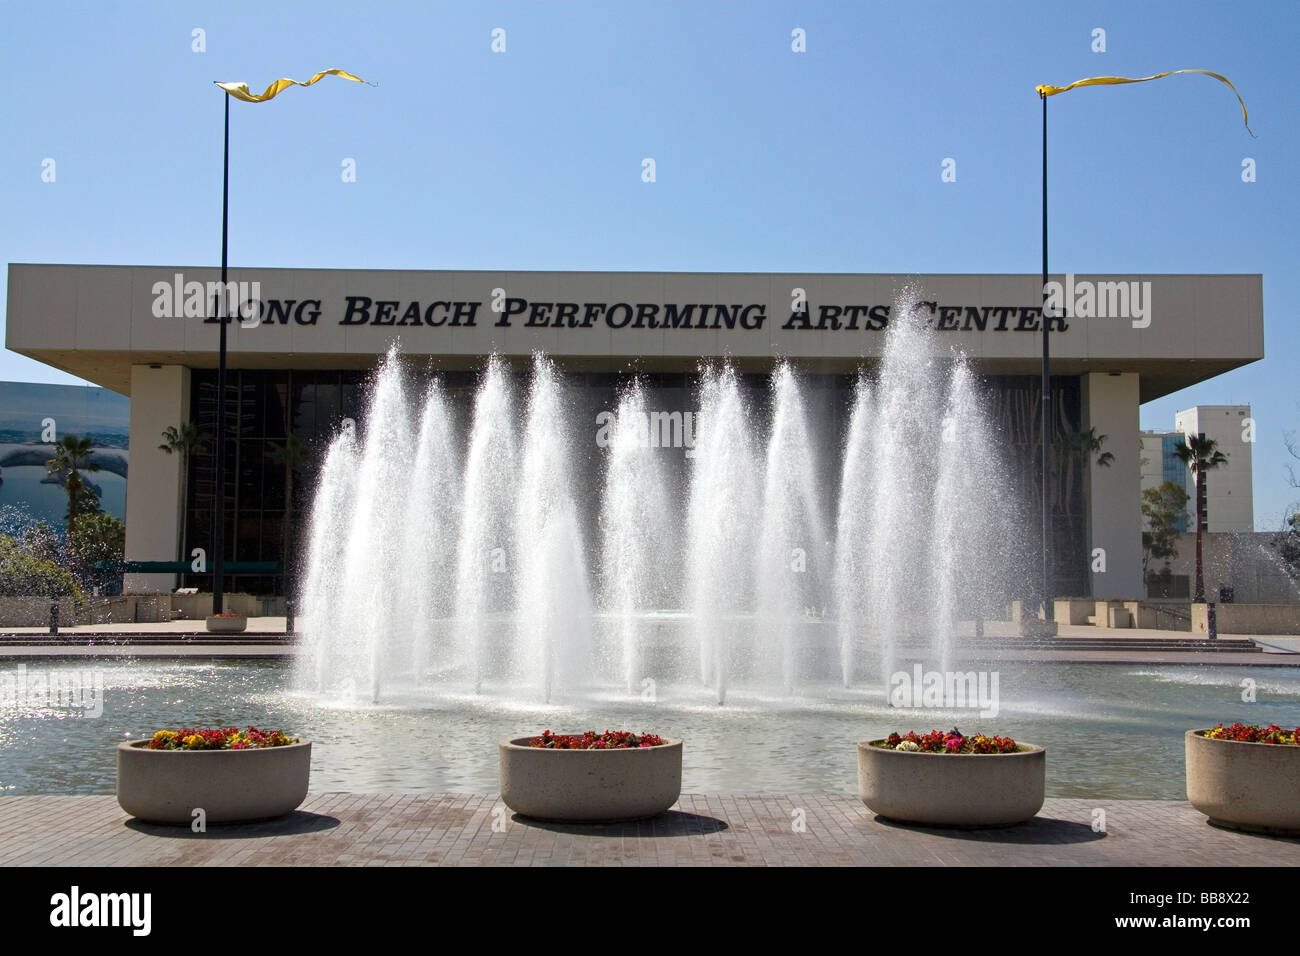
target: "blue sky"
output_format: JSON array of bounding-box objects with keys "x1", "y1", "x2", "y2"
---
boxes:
[{"x1": 1, "y1": 1, "x2": 1296, "y2": 527}]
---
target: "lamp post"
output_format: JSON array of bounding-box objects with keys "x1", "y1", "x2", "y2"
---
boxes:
[
  {"x1": 1033, "y1": 69, "x2": 1251, "y2": 620},
  {"x1": 208, "y1": 69, "x2": 368, "y2": 616},
  {"x1": 1039, "y1": 91, "x2": 1051, "y2": 621},
  {"x1": 212, "y1": 91, "x2": 230, "y2": 616}
]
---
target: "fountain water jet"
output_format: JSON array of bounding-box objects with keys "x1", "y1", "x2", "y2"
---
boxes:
[
  {"x1": 685, "y1": 365, "x2": 761, "y2": 704},
  {"x1": 295, "y1": 430, "x2": 358, "y2": 696},
  {"x1": 401, "y1": 380, "x2": 461, "y2": 679},
  {"x1": 294, "y1": 290, "x2": 1022, "y2": 708},
  {"x1": 831, "y1": 289, "x2": 1018, "y2": 691},
  {"x1": 930, "y1": 360, "x2": 1007, "y2": 672},
  {"x1": 293, "y1": 348, "x2": 415, "y2": 703},
  {"x1": 833, "y1": 375, "x2": 875, "y2": 687},
  {"x1": 454, "y1": 356, "x2": 518, "y2": 694},
  {"x1": 599, "y1": 381, "x2": 675, "y2": 694},
  {"x1": 855, "y1": 291, "x2": 946, "y2": 684},
  {"x1": 514, "y1": 355, "x2": 593, "y2": 702},
  {"x1": 756, "y1": 363, "x2": 828, "y2": 695}
]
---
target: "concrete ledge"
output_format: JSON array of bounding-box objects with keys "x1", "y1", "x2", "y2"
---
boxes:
[
  {"x1": 1193, "y1": 603, "x2": 1300, "y2": 636},
  {"x1": 1054, "y1": 598, "x2": 1093, "y2": 625},
  {"x1": 0, "y1": 593, "x2": 273, "y2": 627}
]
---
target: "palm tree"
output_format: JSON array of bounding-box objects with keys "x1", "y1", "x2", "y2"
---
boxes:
[
  {"x1": 267, "y1": 433, "x2": 311, "y2": 602},
  {"x1": 159, "y1": 422, "x2": 210, "y2": 564},
  {"x1": 1068, "y1": 427, "x2": 1116, "y2": 469},
  {"x1": 45, "y1": 435, "x2": 101, "y2": 570},
  {"x1": 1174, "y1": 434, "x2": 1229, "y2": 603},
  {"x1": 1053, "y1": 427, "x2": 1115, "y2": 594},
  {"x1": 1055, "y1": 427, "x2": 1114, "y2": 533}
]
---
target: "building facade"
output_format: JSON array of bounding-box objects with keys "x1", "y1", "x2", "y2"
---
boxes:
[
  {"x1": 1174, "y1": 405, "x2": 1254, "y2": 533},
  {"x1": 1141, "y1": 406, "x2": 1255, "y2": 538},
  {"x1": 4, "y1": 264, "x2": 1265, "y2": 600},
  {"x1": 1139, "y1": 429, "x2": 1192, "y2": 532}
]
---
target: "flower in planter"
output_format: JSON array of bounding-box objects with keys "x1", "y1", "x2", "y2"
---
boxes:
[
  {"x1": 1203, "y1": 723, "x2": 1298, "y2": 744},
  {"x1": 881, "y1": 727, "x2": 1018, "y2": 754},
  {"x1": 210, "y1": 612, "x2": 244, "y2": 618},
  {"x1": 147, "y1": 726, "x2": 298, "y2": 750},
  {"x1": 528, "y1": 729, "x2": 666, "y2": 749}
]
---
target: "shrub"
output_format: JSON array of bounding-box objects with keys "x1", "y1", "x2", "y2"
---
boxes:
[{"x1": 0, "y1": 534, "x2": 79, "y2": 597}]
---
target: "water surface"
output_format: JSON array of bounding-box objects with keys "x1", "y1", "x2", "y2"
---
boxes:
[{"x1": 2, "y1": 659, "x2": 1297, "y2": 798}]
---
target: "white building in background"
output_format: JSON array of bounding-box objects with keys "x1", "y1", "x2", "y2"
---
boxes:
[
  {"x1": 1139, "y1": 429, "x2": 1191, "y2": 532},
  {"x1": 1140, "y1": 406, "x2": 1254, "y2": 536},
  {"x1": 1174, "y1": 405, "x2": 1254, "y2": 533}
]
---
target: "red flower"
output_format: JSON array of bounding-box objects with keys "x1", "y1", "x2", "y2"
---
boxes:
[
  {"x1": 528, "y1": 730, "x2": 665, "y2": 750},
  {"x1": 1206, "y1": 722, "x2": 1298, "y2": 744},
  {"x1": 883, "y1": 727, "x2": 1017, "y2": 754}
]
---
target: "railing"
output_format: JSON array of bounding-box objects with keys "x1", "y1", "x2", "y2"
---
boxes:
[
  {"x1": 1139, "y1": 602, "x2": 1193, "y2": 632},
  {"x1": 91, "y1": 561, "x2": 283, "y2": 575}
]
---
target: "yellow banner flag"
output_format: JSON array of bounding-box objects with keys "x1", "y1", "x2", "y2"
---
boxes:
[
  {"x1": 1036, "y1": 70, "x2": 1253, "y2": 135},
  {"x1": 215, "y1": 69, "x2": 367, "y2": 103}
]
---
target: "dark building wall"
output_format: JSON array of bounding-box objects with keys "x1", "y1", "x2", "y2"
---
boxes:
[{"x1": 183, "y1": 368, "x2": 1084, "y2": 598}]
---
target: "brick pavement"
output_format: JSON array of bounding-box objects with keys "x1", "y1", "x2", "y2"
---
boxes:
[{"x1": 0, "y1": 794, "x2": 1295, "y2": 866}]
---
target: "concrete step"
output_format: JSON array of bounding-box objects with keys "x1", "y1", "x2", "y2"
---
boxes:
[
  {"x1": 0, "y1": 632, "x2": 295, "y2": 645},
  {"x1": 971, "y1": 638, "x2": 1260, "y2": 653}
]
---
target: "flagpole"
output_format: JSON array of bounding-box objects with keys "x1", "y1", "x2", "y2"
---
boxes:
[
  {"x1": 1039, "y1": 90, "x2": 1052, "y2": 621},
  {"x1": 206, "y1": 72, "x2": 367, "y2": 620},
  {"x1": 213, "y1": 91, "x2": 229, "y2": 616},
  {"x1": 1033, "y1": 68, "x2": 1251, "y2": 621}
]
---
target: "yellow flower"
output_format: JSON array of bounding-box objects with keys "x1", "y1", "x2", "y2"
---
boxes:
[
  {"x1": 153, "y1": 730, "x2": 178, "y2": 741},
  {"x1": 182, "y1": 735, "x2": 204, "y2": 749}
]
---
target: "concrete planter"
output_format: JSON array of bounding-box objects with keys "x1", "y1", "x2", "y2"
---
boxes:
[
  {"x1": 1018, "y1": 619, "x2": 1058, "y2": 638},
  {"x1": 205, "y1": 614, "x2": 247, "y2": 633},
  {"x1": 116, "y1": 740, "x2": 311, "y2": 824},
  {"x1": 1185, "y1": 730, "x2": 1300, "y2": 835},
  {"x1": 499, "y1": 736, "x2": 682, "y2": 823},
  {"x1": 858, "y1": 739, "x2": 1046, "y2": 827}
]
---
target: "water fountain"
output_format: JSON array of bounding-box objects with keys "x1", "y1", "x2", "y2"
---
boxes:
[
  {"x1": 402, "y1": 380, "x2": 461, "y2": 678},
  {"x1": 685, "y1": 364, "x2": 761, "y2": 704},
  {"x1": 513, "y1": 355, "x2": 593, "y2": 702},
  {"x1": 295, "y1": 290, "x2": 1021, "y2": 706},
  {"x1": 454, "y1": 355, "x2": 517, "y2": 694},
  {"x1": 599, "y1": 380, "x2": 675, "y2": 695},
  {"x1": 755, "y1": 363, "x2": 829, "y2": 696}
]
